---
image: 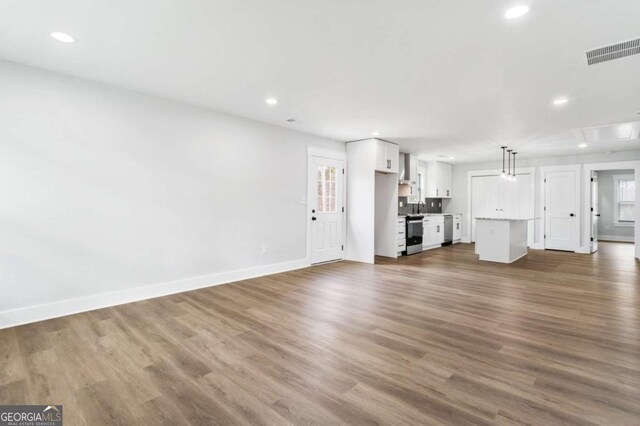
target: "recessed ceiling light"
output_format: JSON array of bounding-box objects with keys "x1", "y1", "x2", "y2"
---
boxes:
[
  {"x1": 449, "y1": 157, "x2": 455, "y2": 160},
  {"x1": 265, "y1": 98, "x2": 278, "y2": 105},
  {"x1": 579, "y1": 143, "x2": 588, "y2": 148},
  {"x1": 553, "y1": 98, "x2": 569, "y2": 105},
  {"x1": 51, "y1": 32, "x2": 75, "y2": 43},
  {"x1": 372, "y1": 131, "x2": 380, "y2": 136},
  {"x1": 504, "y1": 5, "x2": 530, "y2": 20}
]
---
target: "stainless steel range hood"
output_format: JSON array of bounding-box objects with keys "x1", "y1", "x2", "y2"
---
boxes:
[{"x1": 398, "y1": 153, "x2": 417, "y2": 184}]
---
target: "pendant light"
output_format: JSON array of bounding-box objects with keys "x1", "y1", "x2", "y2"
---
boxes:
[
  {"x1": 512, "y1": 152, "x2": 517, "y2": 182},
  {"x1": 507, "y1": 149, "x2": 512, "y2": 181},
  {"x1": 500, "y1": 146, "x2": 507, "y2": 179}
]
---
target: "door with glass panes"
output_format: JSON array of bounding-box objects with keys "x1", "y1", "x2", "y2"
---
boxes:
[{"x1": 309, "y1": 156, "x2": 344, "y2": 264}]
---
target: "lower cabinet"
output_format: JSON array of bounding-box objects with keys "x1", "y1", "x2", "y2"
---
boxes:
[
  {"x1": 423, "y1": 216, "x2": 444, "y2": 249},
  {"x1": 453, "y1": 214, "x2": 462, "y2": 242},
  {"x1": 397, "y1": 218, "x2": 406, "y2": 256}
]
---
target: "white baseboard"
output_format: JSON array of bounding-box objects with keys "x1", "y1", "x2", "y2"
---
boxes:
[
  {"x1": 598, "y1": 235, "x2": 635, "y2": 243},
  {"x1": 0, "y1": 258, "x2": 309, "y2": 330},
  {"x1": 529, "y1": 243, "x2": 544, "y2": 250}
]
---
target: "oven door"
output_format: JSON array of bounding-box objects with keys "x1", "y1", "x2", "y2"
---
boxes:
[{"x1": 406, "y1": 220, "x2": 423, "y2": 245}]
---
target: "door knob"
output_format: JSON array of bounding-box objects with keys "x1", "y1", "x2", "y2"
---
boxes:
[
  {"x1": 570, "y1": 213, "x2": 575, "y2": 217},
  {"x1": 595, "y1": 214, "x2": 601, "y2": 217},
  {"x1": 311, "y1": 217, "x2": 317, "y2": 221}
]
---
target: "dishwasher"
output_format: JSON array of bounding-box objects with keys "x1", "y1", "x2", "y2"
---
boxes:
[{"x1": 443, "y1": 214, "x2": 453, "y2": 245}]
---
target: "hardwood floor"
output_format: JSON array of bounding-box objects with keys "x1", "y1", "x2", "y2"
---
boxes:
[{"x1": 1, "y1": 242, "x2": 639, "y2": 425}]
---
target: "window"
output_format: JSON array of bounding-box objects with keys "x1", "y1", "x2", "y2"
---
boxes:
[
  {"x1": 316, "y1": 166, "x2": 337, "y2": 213},
  {"x1": 614, "y1": 174, "x2": 635, "y2": 225}
]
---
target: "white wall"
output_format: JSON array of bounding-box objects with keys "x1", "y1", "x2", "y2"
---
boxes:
[
  {"x1": 597, "y1": 170, "x2": 635, "y2": 241},
  {"x1": 446, "y1": 150, "x2": 640, "y2": 247},
  {"x1": 0, "y1": 60, "x2": 344, "y2": 327}
]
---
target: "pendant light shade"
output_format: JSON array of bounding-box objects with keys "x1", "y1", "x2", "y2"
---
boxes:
[
  {"x1": 512, "y1": 152, "x2": 517, "y2": 182},
  {"x1": 507, "y1": 149, "x2": 512, "y2": 180},
  {"x1": 500, "y1": 146, "x2": 507, "y2": 179}
]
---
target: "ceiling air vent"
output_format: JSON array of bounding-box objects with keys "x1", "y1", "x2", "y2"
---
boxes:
[{"x1": 586, "y1": 37, "x2": 640, "y2": 65}]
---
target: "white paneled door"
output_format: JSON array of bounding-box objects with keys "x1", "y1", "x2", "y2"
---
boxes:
[
  {"x1": 544, "y1": 170, "x2": 579, "y2": 251},
  {"x1": 309, "y1": 155, "x2": 345, "y2": 264}
]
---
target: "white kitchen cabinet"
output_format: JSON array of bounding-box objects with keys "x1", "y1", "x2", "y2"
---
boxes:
[
  {"x1": 407, "y1": 182, "x2": 419, "y2": 203},
  {"x1": 422, "y1": 216, "x2": 444, "y2": 249},
  {"x1": 470, "y1": 173, "x2": 534, "y2": 244},
  {"x1": 437, "y1": 222, "x2": 445, "y2": 244},
  {"x1": 397, "y1": 218, "x2": 406, "y2": 255},
  {"x1": 424, "y1": 161, "x2": 453, "y2": 198},
  {"x1": 347, "y1": 138, "x2": 399, "y2": 263},
  {"x1": 453, "y1": 215, "x2": 462, "y2": 241},
  {"x1": 375, "y1": 140, "x2": 399, "y2": 174}
]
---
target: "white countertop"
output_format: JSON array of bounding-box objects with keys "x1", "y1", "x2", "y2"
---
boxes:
[
  {"x1": 475, "y1": 217, "x2": 540, "y2": 221},
  {"x1": 399, "y1": 213, "x2": 463, "y2": 218}
]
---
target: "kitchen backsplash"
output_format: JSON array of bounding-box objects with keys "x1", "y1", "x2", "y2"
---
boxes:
[{"x1": 398, "y1": 197, "x2": 443, "y2": 215}]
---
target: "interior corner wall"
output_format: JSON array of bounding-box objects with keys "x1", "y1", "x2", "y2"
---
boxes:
[{"x1": 0, "y1": 60, "x2": 344, "y2": 327}]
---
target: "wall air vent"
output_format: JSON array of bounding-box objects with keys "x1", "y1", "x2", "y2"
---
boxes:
[{"x1": 586, "y1": 37, "x2": 640, "y2": 65}]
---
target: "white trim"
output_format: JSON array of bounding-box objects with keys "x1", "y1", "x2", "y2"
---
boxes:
[
  {"x1": 539, "y1": 164, "x2": 582, "y2": 252},
  {"x1": 306, "y1": 146, "x2": 347, "y2": 265},
  {"x1": 307, "y1": 146, "x2": 347, "y2": 160},
  {"x1": 599, "y1": 235, "x2": 634, "y2": 243},
  {"x1": 614, "y1": 222, "x2": 634, "y2": 227},
  {"x1": 582, "y1": 160, "x2": 640, "y2": 260},
  {"x1": 465, "y1": 167, "x2": 535, "y2": 245},
  {"x1": 0, "y1": 258, "x2": 309, "y2": 330}
]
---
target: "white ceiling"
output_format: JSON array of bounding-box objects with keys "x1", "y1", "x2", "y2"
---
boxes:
[{"x1": 1, "y1": 0, "x2": 640, "y2": 163}]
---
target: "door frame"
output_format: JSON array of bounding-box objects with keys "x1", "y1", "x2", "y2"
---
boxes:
[
  {"x1": 539, "y1": 164, "x2": 582, "y2": 252},
  {"x1": 590, "y1": 170, "x2": 598, "y2": 253},
  {"x1": 307, "y1": 147, "x2": 347, "y2": 265},
  {"x1": 466, "y1": 167, "x2": 535, "y2": 245},
  {"x1": 581, "y1": 160, "x2": 640, "y2": 259}
]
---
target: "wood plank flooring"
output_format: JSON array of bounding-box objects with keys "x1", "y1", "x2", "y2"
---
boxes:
[{"x1": 1, "y1": 242, "x2": 639, "y2": 425}]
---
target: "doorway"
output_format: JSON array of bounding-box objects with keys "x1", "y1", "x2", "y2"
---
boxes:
[
  {"x1": 589, "y1": 169, "x2": 635, "y2": 252},
  {"x1": 307, "y1": 148, "x2": 346, "y2": 264}
]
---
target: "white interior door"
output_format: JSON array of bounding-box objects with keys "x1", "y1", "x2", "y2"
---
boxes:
[
  {"x1": 544, "y1": 170, "x2": 578, "y2": 251},
  {"x1": 309, "y1": 156, "x2": 344, "y2": 264},
  {"x1": 590, "y1": 171, "x2": 599, "y2": 253}
]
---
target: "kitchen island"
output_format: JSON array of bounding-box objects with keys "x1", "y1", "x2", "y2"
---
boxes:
[{"x1": 474, "y1": 217, "x2": 538, "y2": 263}]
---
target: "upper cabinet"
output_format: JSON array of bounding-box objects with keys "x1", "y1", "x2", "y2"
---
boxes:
[
  {"x1": 375, "y1": 140, "x2": 399, "y2": 173},
  {"x1": 425, "y1": 161, "x2": 453, "y2": 198}
]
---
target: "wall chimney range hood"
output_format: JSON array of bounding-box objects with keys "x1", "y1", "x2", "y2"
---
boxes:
[{"x1": 398, "y1": 153, "x2": 418, "y2": 184}]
